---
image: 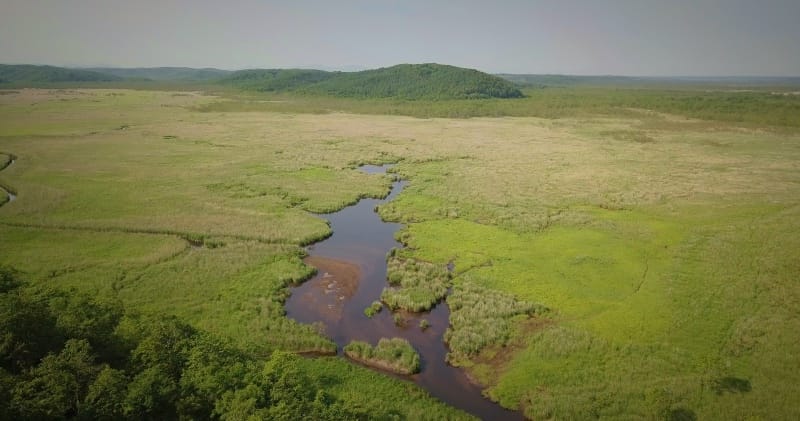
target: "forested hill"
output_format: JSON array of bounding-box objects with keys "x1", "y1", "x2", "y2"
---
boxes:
[
  {"x1": 219, "y1": 68, "x2": 335, "y2": 91},
  {"x1": 307, "y1": 64, "x2": 524, "y2": 99},
  {"x1": 221, "y1": 64, "x2": 525, "y2": 99},
  {"x1": 0, "y1": 64, "x2": 122, "y2": 84}
]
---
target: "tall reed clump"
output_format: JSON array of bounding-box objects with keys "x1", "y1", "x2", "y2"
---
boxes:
[
  {"x1": 381, "y1": 257, "x2": 451, "y2": 312},
  {"x1": 445, "y1": 281, "x2": 547, "y2": 365},
  {"x1": 364, "y1": 300, "x2": 383, "y2": 318},
  {"x1": 343, "y1": 337, "x2": 421, "y2": 374}
]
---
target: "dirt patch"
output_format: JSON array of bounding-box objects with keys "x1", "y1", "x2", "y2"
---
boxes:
[{"x1": 291, "y1": 256, "x2": 361, "y2": 324}]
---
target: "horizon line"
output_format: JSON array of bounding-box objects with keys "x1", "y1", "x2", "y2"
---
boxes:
[{"x1": 2, "y1": 61, "x2": 799, "y2": 79}]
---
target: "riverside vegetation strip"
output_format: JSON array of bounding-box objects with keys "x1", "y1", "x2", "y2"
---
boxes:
[{"x1": 0, "y1": 87, "x2": 799, "y2": 419}]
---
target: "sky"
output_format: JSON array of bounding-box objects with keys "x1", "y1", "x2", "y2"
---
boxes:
[{"x1": 1, "y1": 0, "x2": 799, "y2": 76}]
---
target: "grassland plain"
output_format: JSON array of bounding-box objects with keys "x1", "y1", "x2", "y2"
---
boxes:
[
  {"x1": 1, "y1": 88, "x2": 799, "y2": 419},
  {"x1": 198, "y1": 85, "x2": 800, "y2": 127}
]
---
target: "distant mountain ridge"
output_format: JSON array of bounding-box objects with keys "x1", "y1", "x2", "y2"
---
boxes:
[
  {"x1": 84, "y1": 67, "x2": 232, "y2": 81},
  {"x1": 0, "y1": 64, "x2": 122, "y2": 83},
  {"x1": 3, "y1": 64, "x2": 798, "y2": 91},
  {"x1": 0, "y1": 63, "x2": 524, "y2": 99}
]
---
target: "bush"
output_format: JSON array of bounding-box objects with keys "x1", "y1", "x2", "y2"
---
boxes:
[
  {"x1": 381, "y1": 257, "x2": 451, "y2": 312},
  {"x1": 363, "y1": 301, "x2": 382, "y2": 318},
  {"x1": 343, "y1": 338, "x2": 420, "y2": 374}
]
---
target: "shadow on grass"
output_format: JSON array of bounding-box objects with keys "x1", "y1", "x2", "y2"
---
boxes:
[
  {"x1": 712, "y1": 376, "x2": 752, "y2": 394},
  {"x1": 668, "y1": 408, "x2": 697, "y2": 421}
]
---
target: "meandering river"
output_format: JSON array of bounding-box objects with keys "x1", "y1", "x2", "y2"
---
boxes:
[{"x1": 285, "y1": 165, "x2": 522, "y2": 420}]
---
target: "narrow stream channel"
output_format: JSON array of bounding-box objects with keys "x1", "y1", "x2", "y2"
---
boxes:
[
  {"x1": 285, "y1": 165, "x2": 523, "y2": 421},
  {"x1": 0, "y1": 157, "x2": 16, "y2": 204}
]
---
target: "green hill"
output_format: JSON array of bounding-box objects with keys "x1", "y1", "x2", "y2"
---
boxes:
[
  {"x1": 308, "y1": 64, "x2": 523, "y2": 99},
  {"x1": 220, "y1": 68, "x2": 335, "y2": 91},
  {"x1": 0, "y1": 64, "x2": 122, "y2": 84},
  {"x1": 85, "y1": 67, "x2": 232, "y2": 81},
  {"x1": 221, "y1": 64, "x2": 524, "y2": 99}
]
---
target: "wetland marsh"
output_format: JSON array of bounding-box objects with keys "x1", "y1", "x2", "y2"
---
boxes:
[{"x1": 1, "y1": 86, "x2": 799, "y2": 419}]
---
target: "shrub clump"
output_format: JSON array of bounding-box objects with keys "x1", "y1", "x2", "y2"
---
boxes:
[
  {"x1": 445, "y1": 281, "x2": 547, "y2": 364},
  {"x1": 364, "y1": 301, "x2": 382, "y2": 318},
  {"x1": 381, "y1": 257, "x2": 451, "y2": 312},
  {"x1": 343, "y1": 338, "x2": 421, "y2": 375},
  {"x1": 419, "y1": 319, "x2": 430, "y2": 331}
]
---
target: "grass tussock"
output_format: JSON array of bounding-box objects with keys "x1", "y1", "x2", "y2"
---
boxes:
[
  {"x1": 343, "y1": 338, "x2": 421, "y2": 375},
  {"x1": 380, "y1": 256, "x2": 451, "y2": 312},
  {"x1": 445, "y1": 281, "x2": 546, "y2": 365}
]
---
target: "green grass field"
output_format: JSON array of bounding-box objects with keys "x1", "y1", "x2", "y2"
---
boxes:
[{"x1": 1, "y1": 87, "x2": 799, "y2": 419}]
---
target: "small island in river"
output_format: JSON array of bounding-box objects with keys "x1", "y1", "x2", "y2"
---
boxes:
[{"x1": 344, "y1": 337, "x2": 421, "y2": 375}]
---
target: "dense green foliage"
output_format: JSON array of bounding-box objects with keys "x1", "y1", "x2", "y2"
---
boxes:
[
  {"x1": 381, "y1": 256, "x2": 451, "y2": 312},
  {"x1": 0, "y1": 269, "x2": 358, "y2": 420},
  {"x1": 445, "y1": 281, "x2": 545, "y2": 364},
  {"x1": 0, "y1": 65, "x2": 122, "y2": 84},
  {"x1": 220, "y1": 63, "x2": 523, "y2": 99},
  {"x1": 0, "y1": 268, "x2": 471, "y2": 420},
  {"x1": 344, "y1": 338, "x2": 420, "y2": 375}
]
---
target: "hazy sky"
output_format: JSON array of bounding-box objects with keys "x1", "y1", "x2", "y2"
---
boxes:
[{"x1": 1, "y1": 0, "x2": 799, "y2": 76}]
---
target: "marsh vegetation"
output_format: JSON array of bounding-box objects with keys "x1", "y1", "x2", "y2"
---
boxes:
[
  {"x1": 344, "y1": 338, "x2": 421, "y2": 375},
  {"x1": 445, "y1": 281, "x2": 546, "y2": 365},
  {"x1": 381, "y1": 256, "x2": 452, "y2": 312}
]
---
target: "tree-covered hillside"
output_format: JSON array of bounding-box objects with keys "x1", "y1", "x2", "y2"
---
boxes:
[
  {"x1": 219, "y1": 68, "x2": 335, "y2": 91},
  {"x1": 220, "y1": 64, "x2": 524, "y2": 99},
  {"x1": 0, "y1": 65, "x2": 122, "y2": 84}
]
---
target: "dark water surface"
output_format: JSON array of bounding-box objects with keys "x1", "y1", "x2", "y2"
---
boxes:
[{"x1": 285, "y1": 165, "x2": 523, "y2": 421}]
